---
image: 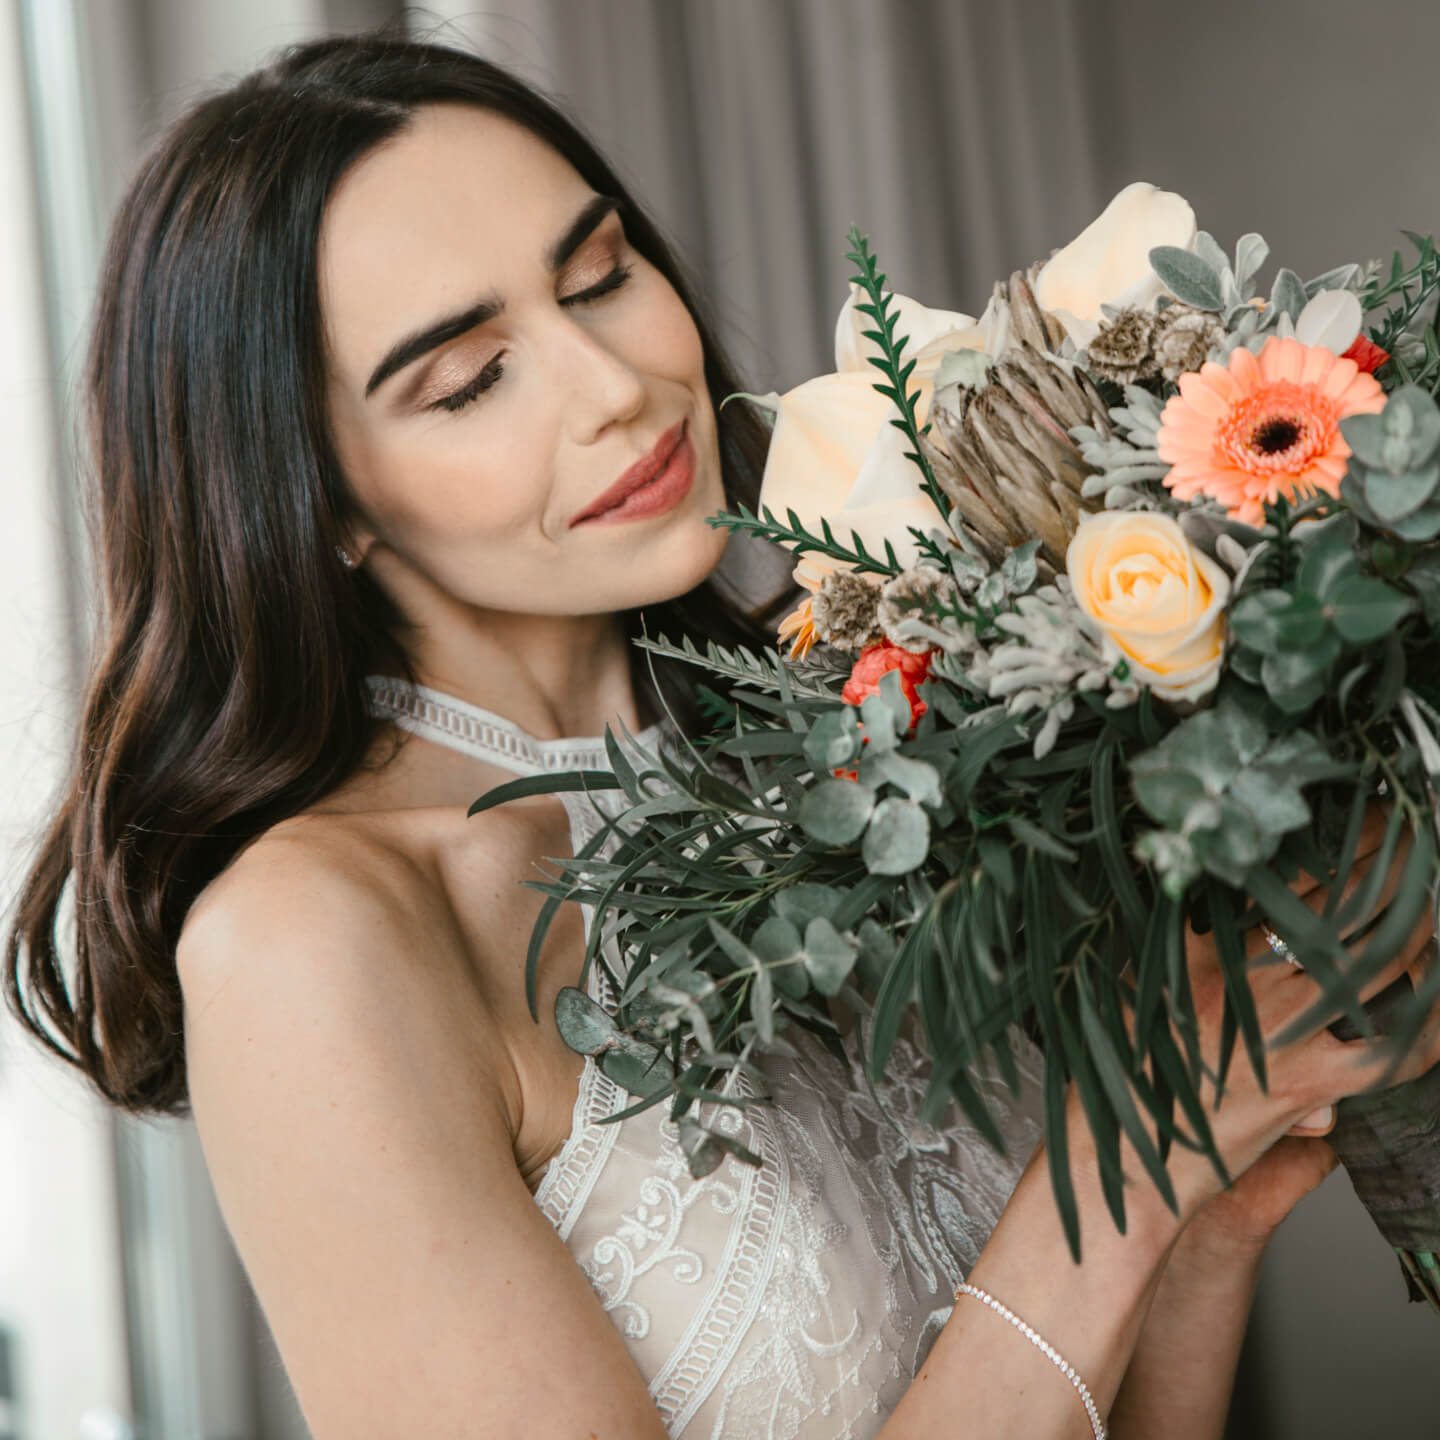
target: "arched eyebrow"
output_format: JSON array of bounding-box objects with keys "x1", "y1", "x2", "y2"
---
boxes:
[{"x1": 363, "y1": 192, "x2": 622, "y2": 399}]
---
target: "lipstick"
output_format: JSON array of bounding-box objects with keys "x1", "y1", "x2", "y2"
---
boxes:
[{"x1": 570, "y1": 418, "x2": 693, "y2": 527}]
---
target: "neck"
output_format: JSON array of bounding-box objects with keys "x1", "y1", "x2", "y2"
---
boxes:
[{"x1": 379, "y1": 606, "x2": 648, "y2": 744}]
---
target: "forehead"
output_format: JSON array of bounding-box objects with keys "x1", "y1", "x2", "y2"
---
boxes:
[{"x1": 317, "y1": 103, "x2": 587, "y2": 377}]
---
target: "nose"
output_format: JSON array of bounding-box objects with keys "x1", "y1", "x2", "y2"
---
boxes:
[{"x1": 551, "y1": 310, "x2": 647, "y2": 445}]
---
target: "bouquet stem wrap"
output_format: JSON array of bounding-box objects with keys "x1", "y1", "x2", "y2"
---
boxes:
[{"x1": 1325, "y1": 970, "x2": 1440, "y2": 1307}]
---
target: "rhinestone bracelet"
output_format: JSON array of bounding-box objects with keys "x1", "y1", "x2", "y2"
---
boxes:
[{"x1": 955, "y1": 1282, "x2": 1107, "y2": 1438}]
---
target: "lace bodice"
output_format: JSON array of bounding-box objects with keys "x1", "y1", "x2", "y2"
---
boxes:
[{"x1": 365, "y1": 675, "x2": 1049, "y2": 1438}]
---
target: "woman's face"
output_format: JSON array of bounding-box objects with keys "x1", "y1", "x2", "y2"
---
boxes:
[{"x1": 318, "y1": 102, "x2": 730, "y2": 618}]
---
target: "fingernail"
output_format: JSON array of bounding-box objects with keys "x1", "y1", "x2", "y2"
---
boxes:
[{"x1": 1298, "y1": 1104, "x2": 1334, "y2": 1131}]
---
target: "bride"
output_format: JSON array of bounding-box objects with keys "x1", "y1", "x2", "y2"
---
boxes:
[{"x1": 7, "y1": 29, "x2": 1440, "y2": 1439}]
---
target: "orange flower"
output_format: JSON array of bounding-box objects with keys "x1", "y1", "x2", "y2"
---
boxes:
[
  {"x1": 840, "y1": 642, "x2": 934, "y2": 731},
  {"x1": 1156, "y1": 335, "x2": 1386, "y2": 526},
  {"x1": 776, "y1": 594, "x2": 819, "y2": 660}
]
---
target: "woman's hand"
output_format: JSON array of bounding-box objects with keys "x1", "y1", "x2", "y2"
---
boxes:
[
  {"x1": 1177, "y1": 929, "x2": 1437, "y2": 1260},
  {"x1": 1105, "y1": 803, "x2": 1440, "y2": 1243}
]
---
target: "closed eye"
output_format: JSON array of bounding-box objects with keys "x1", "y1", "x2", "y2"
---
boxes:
[{"x1": 429, "y1": 261, "x2": 638, "y2": 414}]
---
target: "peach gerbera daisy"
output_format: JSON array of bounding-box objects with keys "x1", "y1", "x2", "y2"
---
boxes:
[{"x1": 1156, "y1": 335, "x2": 1386, "y2": 527}]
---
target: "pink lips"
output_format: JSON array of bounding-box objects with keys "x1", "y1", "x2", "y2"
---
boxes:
[{"x1": 569, "y1": 418, "x2": 691, "y2": 527}]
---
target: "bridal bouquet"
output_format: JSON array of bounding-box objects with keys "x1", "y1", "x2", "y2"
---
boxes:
[{"x1": 472, "y1": 182, "x2": 1440, "y2": 1311}]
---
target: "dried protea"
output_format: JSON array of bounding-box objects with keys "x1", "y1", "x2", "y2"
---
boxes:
[
  {"x1": 1085, "y1": 306, "x2": 1161, "y2": 387},
  {"x1": 974, "y1": 260, "x2": 1070, "y2": 360},
  {"x1": 1153, "y1": 302, "x2": 1224, "y2": 382},
  {"x1": 877, "y1": 567, "x2": 961, "y2": 653},
  {"x1": 810, "y1": 570, "x2": 885, "y2": 651},
  {"x1": 922, "y1": 342, "x2": 1113, "y2": 575}
]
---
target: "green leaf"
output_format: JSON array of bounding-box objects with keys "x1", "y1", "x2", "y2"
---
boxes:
[
  {"x1": 776, "y1": 882, "x2": 847, "y2": 928},
  {"x1": 798, "y1": 778, "x2": 877, "y2": 845},
  {"x1": 862, "y1": 796, "x2": 931, "y2": 874},
  {"x1": 802, "y1": 916, "x2": 859, "y2": 996},
  {"x1": 1150, "y1": 245, "x2": 1223, "y2": 310},
  {"x1": 1229, "y1": 590, "x2": 1296, "y2": 655},
  {"x1": 598, "y1": 1048, "x2": 672, "y2": 1099},
  {"x1": 1328, "y1": 575, "x2": 1416, "y2": 644},
  {"x1": 1362, "y1": 464, "x2": 1440, "y2": 524},
  {"x1": 803, "y1": 708, "x2": 861, "y2": 772},
  {"x1": 468, "y1": 770, "x2": 622, "y2": 816},
  {"x1": 554, "y1": 986, "x2": 618, "y2": 1054},
  {"x1": 863, "y1": 750, "x2": 944, "y2": 807},
  {"x1": 1268, "y1": 267, "x2": 1308, "y2": 321}
]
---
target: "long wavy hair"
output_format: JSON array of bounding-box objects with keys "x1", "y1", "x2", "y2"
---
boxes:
[{"x1": 3, "y1": 28, "x2": 796, "y2": 1117}]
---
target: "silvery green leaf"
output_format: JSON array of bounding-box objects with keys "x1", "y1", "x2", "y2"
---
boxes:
[
  {"x1": 774, "y1": 881, "x2": 845, "y2": 928},
  {"x1": 554, "y1": 986, "x2": 619, "y2": 1054},
  {"x1": 1233, "y1": 233, "x2": 1270, "y2": 295},
  {"x1": 1339, "y1": 413, "x2": 1388, "y2": 469},
  {"x1": 802, "y1": 917, "x2": 859, "y2": 996},
  {"x1": 861, "y1": 796, "x2": 931, "y2": 875},
  {"x1": 863, "y1": 750, "x2": 943, "y2": 807},
  {"x1": 706, "y1": 916, "x2": 761, "y2": 971},
  {"x1": 852, "y1": 688, "x2": 898, "y2": 754},
  {"x1": 1363, "y1": 464, "x2": 1440, "y2": 524},
  {"x1": 797, "y1": 777, "x2": 876, "y2": 845},
  {"x1": 1328, "y1": 575, "x2": 1417, "y2": 643},
  {"x1": 1150, "y1": 245, "x2": 1223, "y2": 310},
  {"x1": 803, "y1": 707, "x2": 861, "y2": 773},
  {"x1": 1384, "y1": 385, "x2": 1440, "y2": 468},
  {"x1": 1226, "y1": 767, "x2": 1312, "y2": 835},
  {"x1": 1220, "y1": 269, "x2": 1243, "y2": 312},
  {"x1": 751, "y1": 914, "x2": 803, "y2": 964},
  {"x1": 598, "y1": 1048, "x2": 672, "y2": 1099},
  {"x1": 1269, "y1": 267, "x2": 1308, "y2": 321},
  {"x1": 1304, "y1": 262, "x2": 1362, "y2": 297},
  {"x1": 1131, "y1": 766, "x2": 1208, "y2": 827},
  {"x1": 976, "y1": 571, "x2": 1006, "y2": 610},
  {"x1": 1194, "y1": 229, "x2": 1230, "y2": 277},
  {"x1": 1001, "y1": 539, "x2": 1041, "y2": 593}
]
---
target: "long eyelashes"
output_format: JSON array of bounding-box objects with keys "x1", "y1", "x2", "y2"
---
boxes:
[{"x1": 431, "y1": 261, "x2": 638, "y2": 414}]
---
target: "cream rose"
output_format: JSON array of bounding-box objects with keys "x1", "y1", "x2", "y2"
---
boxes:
[
  {"x1": 1065, "y1": 511, "x2": 1229, "y2": 702},
  {"x1": 752, "y1": 283, "x2": 992, "y2": 588},
  {"x1": 1034, "y1": 182, "x2": 1198, "y2": 349}
]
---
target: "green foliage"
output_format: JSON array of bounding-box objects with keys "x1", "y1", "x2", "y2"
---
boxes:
[
  {"x1": 1341, "y1": 385, "x2": 1440, "y2": 540},
  {"x1": 842, "y1": 225, "x2": 951, "y2": 520}
]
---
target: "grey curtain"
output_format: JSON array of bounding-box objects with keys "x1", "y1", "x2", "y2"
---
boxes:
[{"x1": 419, "y1": 0, "x2": 1106, "y2": 394}]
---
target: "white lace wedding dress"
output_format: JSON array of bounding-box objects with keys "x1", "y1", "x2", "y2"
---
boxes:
[{"x1": 365, "y1": 675, "x2": 1051, "y2": 1438}]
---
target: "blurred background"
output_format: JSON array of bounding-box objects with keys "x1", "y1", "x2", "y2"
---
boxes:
[{"x1": 2, "y1": 1, "x2": 1437, "y2": 1436}]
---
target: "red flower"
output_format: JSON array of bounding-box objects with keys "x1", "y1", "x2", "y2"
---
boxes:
[
  {"x1": 1342, "y1": 335, "x2": 1391, "y2": 375},
  {"x1": 841, "y1": 642, "x2": 934, "y2": 732}
]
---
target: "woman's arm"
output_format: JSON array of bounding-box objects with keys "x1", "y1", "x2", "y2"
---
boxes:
[
  {"x1": 881, "y1": 1083, "x2": 1196, "y2": 1438},
  {"x1": 1106, "y1": 1225, "x2": 1264, "y2": 1440}
]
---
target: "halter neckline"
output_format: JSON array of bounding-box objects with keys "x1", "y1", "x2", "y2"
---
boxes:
[{"x1": 362, "y1": 673, "x2": 668, "y2": 776}]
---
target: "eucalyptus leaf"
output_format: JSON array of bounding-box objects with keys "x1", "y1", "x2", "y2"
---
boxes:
[
  {"x1": 802, "y1": 916, "x2": 859, "y2": 996},
  {"x1": 1329, "y1": 576, "x2": 1417, "y2": 644},
  {"x1": 862, "y1": 796, "x2": 931, "y2": 875},
  {"x1": 554, "y1": 986, "x2": 619, "y2": 1054},
  {"x1": 798, "y1": 777, "x2": 877, "y2": 845}
]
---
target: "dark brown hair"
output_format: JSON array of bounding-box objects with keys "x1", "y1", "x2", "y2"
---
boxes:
[{"x1": 2, "y1": 28, "x2": 795, "y2": 1116}]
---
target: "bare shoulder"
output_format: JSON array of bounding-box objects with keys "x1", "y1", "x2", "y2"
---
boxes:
[{"x1": 175, "y1": 807, "x2": 666, "y2": 1436}]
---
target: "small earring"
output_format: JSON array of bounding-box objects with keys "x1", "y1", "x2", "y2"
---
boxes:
[{"x1": 336, "y1": 545, "x2": 356, "y2": 569}]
